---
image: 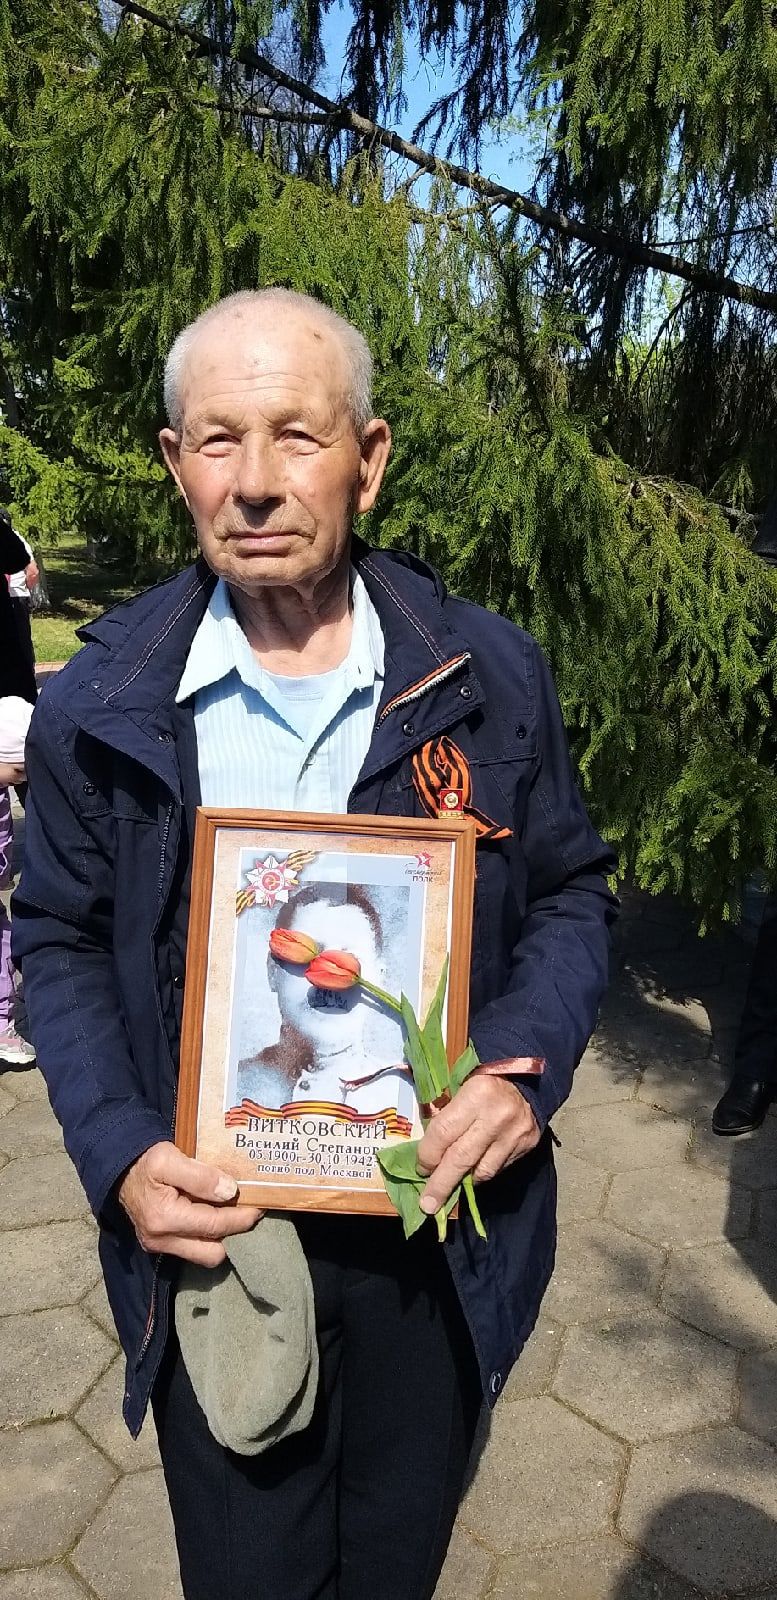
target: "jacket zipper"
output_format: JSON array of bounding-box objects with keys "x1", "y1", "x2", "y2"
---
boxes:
[
  {"x1": 376, "y1": 653, "x2": 471, "y2": 725},
  {"x1": 134, "y1": 798, "x2": 175, "y2": 1374},
  {"x1": 155, "y1": 802, "x2": 174, "y2": 915},
  {"x1": 132, "y1": 1072, "x2": 179, "y2": 1382},
  {"x1": 135, "y1": 1258, "x2": 161, "y2": 1370}
]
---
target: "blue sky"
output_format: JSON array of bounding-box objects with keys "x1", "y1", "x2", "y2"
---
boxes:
[
  {"x1": 318, "y1": 3, "x2": 534, "y2": 192},
  {"x1": 315, "y1": 8, "x2": 674, "y2": 332}
]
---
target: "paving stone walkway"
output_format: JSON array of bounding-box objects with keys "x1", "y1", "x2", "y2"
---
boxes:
[{"x1": 3, "y1": 823, "x2": 777, "y2": 1598}]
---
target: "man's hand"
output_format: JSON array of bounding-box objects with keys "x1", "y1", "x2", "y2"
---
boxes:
[
  {"x1": 24, "y1": 559, "x2": 39, "y2": 587},
  {"x1": 416, "y1": 1076, "x2": 541, "y2": 1216},
  {"x1": 118, "y1": 1141, "x2": 262, "y2": 1267}
]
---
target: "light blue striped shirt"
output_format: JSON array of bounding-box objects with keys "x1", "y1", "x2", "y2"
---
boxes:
[{"x1": 175, "y1": 569, "x2": 384, "y2": 811}]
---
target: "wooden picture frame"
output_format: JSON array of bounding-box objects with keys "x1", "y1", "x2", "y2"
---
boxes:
[{"x1": 176, "y1": 809, "x2": 476, "y2": 1216}]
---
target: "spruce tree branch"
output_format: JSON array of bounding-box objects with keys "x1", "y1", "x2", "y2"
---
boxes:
[
  {"x1": 632, "y1": 291, "x2": 690, "y2": 393},
  {"x1": 120, "y1": 0, "x2": 777, "y2": 315},
  {"x1": 197, "y1": 99, "x2": 341, "y2": 125},
  {"x1": 408, "y1": 200, "x2": 500, "y2": 225},
  {"x1": 612, "y1": 471, "x2": 753, "y2": 529},
  {"x1": 654, "y1": 221, "x2": 774, "y2": 249}
]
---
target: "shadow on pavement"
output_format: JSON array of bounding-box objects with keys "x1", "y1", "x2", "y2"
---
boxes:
[
  {"x1": 590, "y1": 884, "x2": 777, "y2": 1432},
  {"x1": 596, "y1": 885, "x2": 753, "y2": 1121},
  {"x1": 611, "y1": 1490, "x2": 777, "y2": 1598}
]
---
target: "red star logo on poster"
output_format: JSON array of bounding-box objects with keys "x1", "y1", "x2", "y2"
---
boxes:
[{"x1": 414, "y1": 850, "x2": 432, "y2": 869}]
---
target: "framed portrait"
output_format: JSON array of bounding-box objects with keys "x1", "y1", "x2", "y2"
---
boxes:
[{"x1": 176, "y1": 809, "x2": 476, "y2": 1215}]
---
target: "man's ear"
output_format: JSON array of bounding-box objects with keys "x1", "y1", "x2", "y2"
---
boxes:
[
  {"x1": 159, "y1": 428, "x2": 190, "y2": 510},
  {"x1": 356, "y1": 419, "x2": 392, "y2": 515}
]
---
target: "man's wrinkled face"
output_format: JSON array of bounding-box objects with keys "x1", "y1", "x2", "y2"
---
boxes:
[{"x1": 159, "y1": 311, "x2": 390, "y2": 597}]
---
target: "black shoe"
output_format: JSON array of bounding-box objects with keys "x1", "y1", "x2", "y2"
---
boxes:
[{"x1": 712, "y1": 1076, "x2": 774, "y2": 1136}]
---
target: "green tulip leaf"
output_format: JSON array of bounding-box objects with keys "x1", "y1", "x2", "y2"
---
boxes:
[
  {"x1": 371, "y1": 955, "x2": 490, "y2": 1246},
  {"x1": 377, "y1": 1140, "x2": 460, "y2": 1241},
  {"x1": 420, "y1": 955, "x2": 451, "y2": 1094},
  {"x1": 378, "y1": 1138, "x2": 424, "y2": 1181},
  {"x1": 380, "y1": 1169, "x2": 428, "y2": 1238},
  {"x1": 423, "y1": 955, "x2": 449, "y2": 1042},
  {"x1": 377, "y1": 1140, "x2": 426, "y2": 1238},
  {"x1": 420, "y1": 1008, "x2": 449, "y2": 1097},
  {"x1": 449, "y1": 1041, "x2": 480, "y2": 1095},
  {"x1": 399, "y1": 994, "x2": 437, "y2": 1104}
]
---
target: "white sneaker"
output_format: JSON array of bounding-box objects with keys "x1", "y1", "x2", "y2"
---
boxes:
[{"x1": 0, "y1": 1027, "x2": 36, "y2": 1065}]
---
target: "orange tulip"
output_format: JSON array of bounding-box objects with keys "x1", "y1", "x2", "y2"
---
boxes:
[
  {"x1": 269, "y1": 928, "x2": 321, "y2": 965},
  {"x1": 304, "y1": 950, "x2": 362, "y2": 990}
]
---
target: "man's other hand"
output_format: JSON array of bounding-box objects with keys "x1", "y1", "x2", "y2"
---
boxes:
[
  {"x1": 118, "y1": 1141, "x2": 262, "y2": 1266},
  {"x1": 416, "y1": 1076, "x2": 541, "y2": 1216}
]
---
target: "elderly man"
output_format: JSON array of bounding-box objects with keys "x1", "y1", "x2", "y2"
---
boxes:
[{"x1": 13, "y1": 289, "x2": 617, "y2": 1600}]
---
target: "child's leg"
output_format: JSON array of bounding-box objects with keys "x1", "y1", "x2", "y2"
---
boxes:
[
  {"x1": 0, "y1": 906, "x2": 12, "y2": 1028},
  {"x1": 0, "y1": 786, "x2": 12, "y2": 883},
  {"x1": 0, "y1": 788, "x2": 34, "y2": 1060},
  {"x1": 0, "y1": 788, "x2": 13, "y2": 1026}
]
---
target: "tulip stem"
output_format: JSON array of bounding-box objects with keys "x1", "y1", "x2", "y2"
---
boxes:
[
  {"x1": 462, "y1": 1175, "x2": 487, "y2": 1240},
  {"x1": 360, "y1": 977, "x2": 403, "y2": 1015}
]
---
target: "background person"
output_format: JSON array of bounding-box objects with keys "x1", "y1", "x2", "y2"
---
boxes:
[
  {"x1": 1, "y1": 510, "x2": 37, "y2": 705},
  {"x1": 13, "y1": 288, "x2": 617, "y2": 1600},
  {"x1": 712, "y1": 895, "x2": 777, "y2": 1133},
  {"x1": 8, "y1": 531, "x2": 39, "y2": 688},
  {"x1": 713, "y1": 508, "x2": 777, "y2": 1135}
]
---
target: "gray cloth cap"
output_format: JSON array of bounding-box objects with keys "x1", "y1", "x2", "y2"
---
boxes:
[{"x1": 175, "y1": 1218, "x2": 318, "y2": 1455}]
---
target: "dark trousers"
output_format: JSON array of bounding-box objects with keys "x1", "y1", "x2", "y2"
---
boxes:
[
  {"x1": 10, "y1": 596, "x2": 34, "y2": 681},
  {"x1": 152, "y1": 1215, "x2": 482, "y2": 1600},
  {"x1": 735, "y1": 893, "x2": 777, "y2": 1083}
]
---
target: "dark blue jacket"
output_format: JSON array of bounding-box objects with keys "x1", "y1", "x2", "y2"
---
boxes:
[{"x1": 13, "y1": 544, "x2": 617, "y2": 1435}]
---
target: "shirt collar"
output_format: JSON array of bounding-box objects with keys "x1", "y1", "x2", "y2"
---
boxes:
[
  {"x1": 346, "y1": 566, "x2": 385, "y2": 690},
  {"x1": 175, "y1": 565, "x2": 384, "y2": 704}
]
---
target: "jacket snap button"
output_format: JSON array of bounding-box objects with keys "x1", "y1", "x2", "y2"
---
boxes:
[
  {"x1": 90, "y1": 680, "x2": 101, "y2": 692},
  {"x1": 402, "y1": 721, "x2": 415, "y2": 736},
  {"x1": 490, "y1": 1370, "x2": 503, "y2": 1397},
  {"x1": 82, "y1": 781, "x2": 97, "y2": 796},
  {"x1": 516, "y1": 723, "x2": 527, "y2": 739},
  {"x1": 158, "y1": 731, "x2": 172, "y2": 742},
  {"x1": 460, "y1": 685, "x2": 472, "y2": 700},
  {"x1": 173, "y1": 973, "x2": 183, "y2": 988}
]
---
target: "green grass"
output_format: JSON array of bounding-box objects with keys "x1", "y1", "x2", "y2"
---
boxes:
[{"x1": 31, "y1": 535, "x2": 138, "y2": 662}]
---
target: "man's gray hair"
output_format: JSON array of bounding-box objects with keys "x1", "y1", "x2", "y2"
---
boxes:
[{"x1": 163, "y1": 289, "x2": 373, "y2": 438}]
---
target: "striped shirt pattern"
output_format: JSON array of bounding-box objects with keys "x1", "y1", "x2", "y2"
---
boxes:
[{"x1": 175, "y1": 568, "x2": 385, "y2": 812}]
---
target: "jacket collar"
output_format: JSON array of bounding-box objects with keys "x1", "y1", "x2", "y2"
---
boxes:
[
  {"x1": 66, "y1": 559, "x2": 215, "y2": 797},
  {"x1": 355, "y1": 543, "x2": 484, "y2": 780},
  {"x1": 66, "y1": 542, "x2": 483, "y2": 794}
]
